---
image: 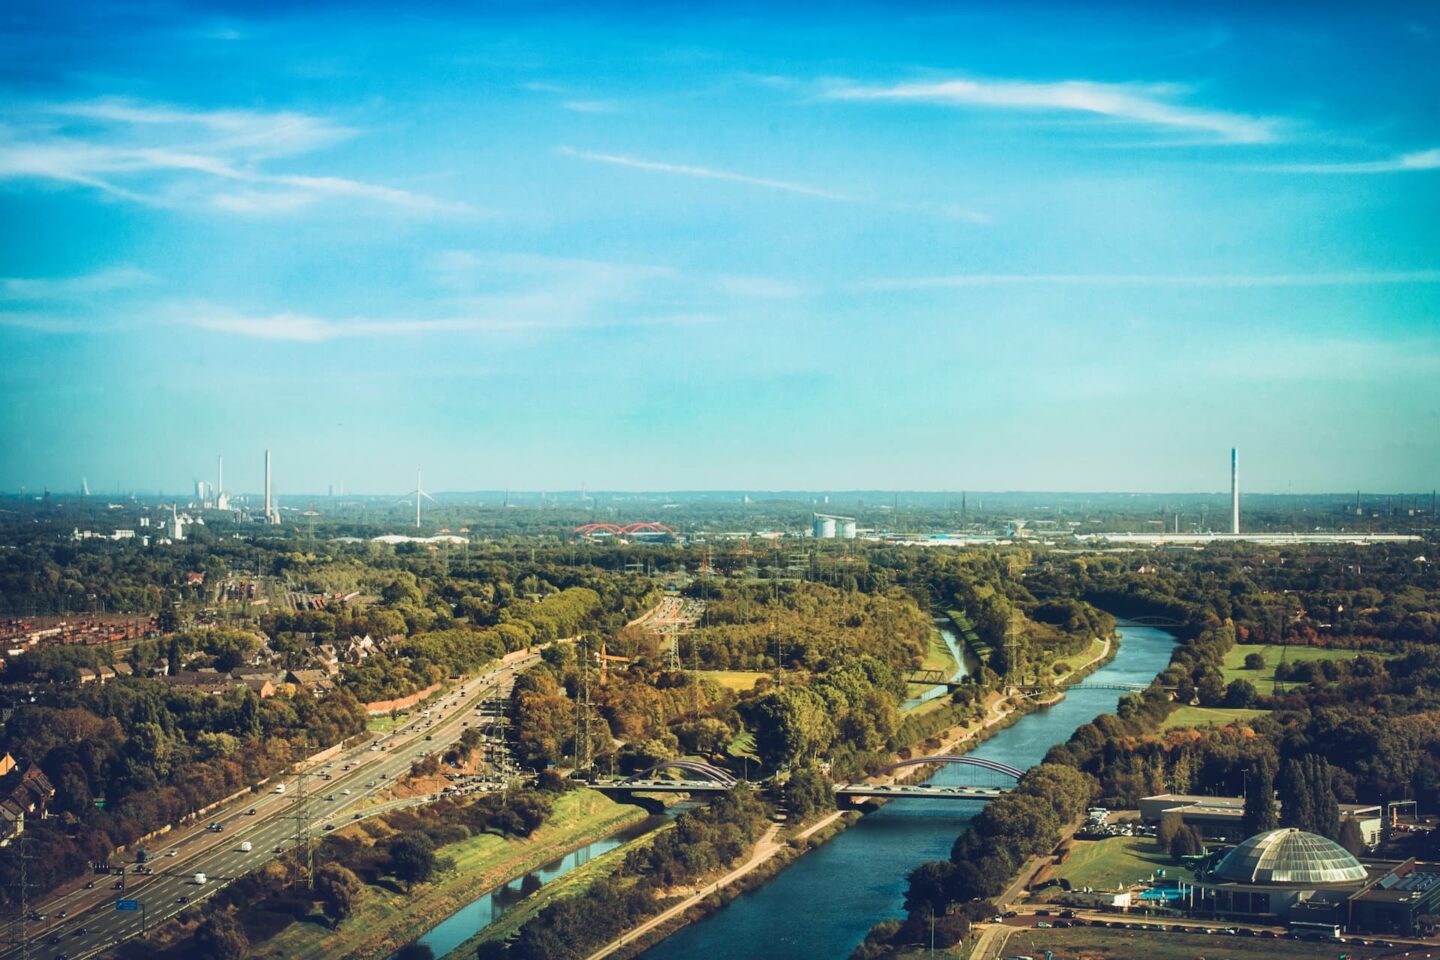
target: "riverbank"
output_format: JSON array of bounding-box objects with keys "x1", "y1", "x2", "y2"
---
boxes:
[{"x1": 251, "y1": 791, "x2": 647, "y2": 960}]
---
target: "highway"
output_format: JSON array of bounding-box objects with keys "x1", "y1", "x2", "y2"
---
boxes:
[{"x1": 4, "y1": 646, "x2": 546, "y2": 960}]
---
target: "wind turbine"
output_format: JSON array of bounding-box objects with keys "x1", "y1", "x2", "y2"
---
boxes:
[{"x1": 404, "y1": 468, "x2": 436, "y2": 528}]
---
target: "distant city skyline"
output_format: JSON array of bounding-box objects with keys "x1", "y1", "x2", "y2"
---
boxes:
[{"x1": 2, "y1": 2, "x2": 1437, "y2": 492}]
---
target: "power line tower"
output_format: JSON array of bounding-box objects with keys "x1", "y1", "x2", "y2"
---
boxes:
[
  {"x1": 287, "y1": 768, "x2": 314, "y2": 889},
  {"x1": 574, "y1": 636, "x2": 593, "y2": 779},
  {"x1": 5, "y1": 826, "x2": 37, "y2": 960}
]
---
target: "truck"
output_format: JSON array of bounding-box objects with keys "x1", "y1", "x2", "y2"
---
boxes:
[
  {"x1": 192, "y1": 872, "x2": 207, "y2": 885},
  {"x1": 239, "y1": 841, "x2": 253, "y2": 852},
  {"x1": 274, "y1": 783, "x2": 286, "y2": 794}
]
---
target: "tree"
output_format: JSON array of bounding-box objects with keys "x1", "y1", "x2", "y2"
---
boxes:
[
  {"x1": 1243, "y1": 652, "x2": 1266, "y2": 670},
  {"x1": 782, "y1": 764, "x2": 834, "y2": 821},
  {"x1": 1224, "y1": 678, "x2": 1259, "y2": 708},
  {"x1": 1169, "y1": 825, "x2": 1204, "y2": 859},
  {"x1": 193, "y1": 912, "x2": 249, "y2": 960},
  {"x1": 1242, "y1": 762, "x2": 1278, "y2": 837},
  {"x1": 393, "y1": 945, "x2": 434, "y2": 960},
  {"x1": 315, "y1": 862, "x2": 363, "y2": 927},
  {"x1": 1156, "y1": 810, "x2": 1184, "y2": 853},
  {"x1": 389, "y1": 833, "x2": 438, "y2": 891},
  {"x1": 1338, "y1": 817, "x2": 1367, "y2": 856}
]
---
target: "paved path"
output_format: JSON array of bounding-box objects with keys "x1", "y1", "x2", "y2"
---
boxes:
[{"x1": 968, "y1": 923, "x2": 1014, "y2": 960}]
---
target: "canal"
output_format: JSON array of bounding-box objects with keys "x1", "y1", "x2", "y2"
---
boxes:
[{"x1": 639, "y1": 621, "x2": 1178, "y2": 960}]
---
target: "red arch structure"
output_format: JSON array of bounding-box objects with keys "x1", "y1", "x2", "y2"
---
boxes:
[
  {"x1": 572, "y1": 522, "x2": 677, "y2": 538},
  {"x1": 879, "y1": 755, "x2": 1025, "y2": 781}
]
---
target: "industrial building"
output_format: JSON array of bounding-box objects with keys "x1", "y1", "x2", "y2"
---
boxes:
[
  {"x1": 812, "y1": 513, "x2": 857, "y2": 539},
  {"x1": 1139, "y1": 794, "x2": 1382, "y2": 846},
  {"x1": 1185, "y1": 829, "x2": 1440, "y2": 937}
]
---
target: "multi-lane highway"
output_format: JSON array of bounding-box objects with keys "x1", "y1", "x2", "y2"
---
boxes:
[{"x1": 5, "y1": 647, "x2": 546, "y2": 960}]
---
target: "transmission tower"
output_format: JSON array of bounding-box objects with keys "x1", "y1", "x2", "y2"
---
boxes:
[
  {"x1": 575, "y1": 636, "x2": 593, "y2": 778},
  {"x1": 287, "y1": 768, "x2": 314, "y2": 889},
  {"x1": 6, "y1": 826, "x2": 36, "y2": 960}
]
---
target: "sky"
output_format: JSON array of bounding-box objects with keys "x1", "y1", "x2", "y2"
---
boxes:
[{"x1": 1, "y1": 1, "x2": 1437, "y2": 496}]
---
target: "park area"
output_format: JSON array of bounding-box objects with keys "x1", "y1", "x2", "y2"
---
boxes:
[
  {"x1": 1219, "y1": 643, "x2": 1386, "y2": 696},
  {"x1": 1047, "y1": 836, "x2": 1191, "y2": 893}
]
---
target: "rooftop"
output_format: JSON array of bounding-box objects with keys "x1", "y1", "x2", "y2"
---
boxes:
[{"x1": 1212, "y1": 829, "x2": 1368, "y2": 886}]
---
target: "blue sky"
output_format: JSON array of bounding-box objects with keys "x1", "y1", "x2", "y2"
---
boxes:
[{"x1": 1, "y1": 1, "x2": 1437, "y2": 495}]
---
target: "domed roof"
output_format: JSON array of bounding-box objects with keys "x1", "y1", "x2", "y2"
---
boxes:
[{"x1": 1212, "y1": 828, "x2": 1367, "y2": 885}]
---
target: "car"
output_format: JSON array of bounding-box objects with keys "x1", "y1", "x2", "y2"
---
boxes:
[
  {"x1": 47, "y1": 935, "x2": 61, "y2": 945},
  {"x1": 74, "y1": 927, "x2": 88, "y2": 936},
  {"x1": 1035, "y1": 921, "x2": 1052, "y2": 929},
  {"x1": 84, "y1": 881, "x2": 95, "y2": 889},
  {"x1": 380, "y1": 773, "x2": 388, "y2": 779},
  {"x1": 177, "y1": 895, "x2": 190, "y2": 903},
  {"x1": 112, "y1": 880, "x2": 123, "y2": 889},
  {"x1": 167, "y1": 849, "x2": 178, "y2": 857},
  {"x1": 343, "y1": 788, "x2": 352, "y2": 795},
  {"x1": 57, "y1": 910, "x2": 68, "y2": 919},
  {"x1": 246, "y1": 808, "x2": 256, "y2": 815},
  {"x1": 324, "y1": 824, "x2": 335, "y2": 831},
  {"x1": 324, "y1": 794, "x2": 335, "y2": 801}
]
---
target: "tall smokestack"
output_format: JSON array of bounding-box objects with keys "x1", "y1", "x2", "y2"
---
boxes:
[
  {"x1": 265, "y1": 449, "x2": 273, "y2": 523},
  {"x1": 1231, "y1": 448, "x2": 1240, "y2": 535},
  {"x1": 217, "y1": 454, "x2": 223, "y2": 503}
]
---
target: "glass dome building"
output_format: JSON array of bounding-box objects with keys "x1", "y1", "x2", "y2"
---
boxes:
[{"x1": 1212, "y1": 829, "x2": 1368, "y2": 885}]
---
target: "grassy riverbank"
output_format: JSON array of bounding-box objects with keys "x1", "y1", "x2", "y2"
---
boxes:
[{"x1": 251, "y1": 791, "x2": 647, "y2": 960}]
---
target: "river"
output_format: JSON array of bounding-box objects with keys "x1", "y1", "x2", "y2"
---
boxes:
[{"x1": 639, "y1": 621, "x2": 1178, "y2": 960}]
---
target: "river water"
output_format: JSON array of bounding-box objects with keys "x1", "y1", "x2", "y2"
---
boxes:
[{"x1": 639, "y1": 621, "x2": 1178, "y2": 960}]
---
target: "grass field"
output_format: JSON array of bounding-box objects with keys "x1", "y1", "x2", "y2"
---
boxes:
[
  {"x1": 1220, "y1": 643, "x2": 1386, "y2": 695},
  {"x1": 698, "y1": 669, "x2": 771, "y2": 692},
  {"x1": 986, "y1": 926, "x2": 1390, "y2": 960},
  {"x1": 1050, "y1": 836, "x2": 1191, "y2": 892},
  {"x1": 1161, "y1": 705, "x2": 1270, "y2": 731},
  {"x1": 251, "y1": 790, "x2": 646, "y2": 960},
  {"x1": 1053, "y1": 636, "x2": 1108, "y2": 677},
  {"x1": 922, "y1": 627, "x2": 961, "y2": 677}
]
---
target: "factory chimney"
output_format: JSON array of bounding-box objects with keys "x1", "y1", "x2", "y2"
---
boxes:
[
  {"x1": 264, "y1": 449, "x2": 277, "y2": 524},
  {"x1": 1230, "y1": 448, "x2": 1240, "y2": 535}
]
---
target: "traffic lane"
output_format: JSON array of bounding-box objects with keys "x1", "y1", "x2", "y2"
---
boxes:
[{"x1": 14, "y1": 668, "x2": 529, "y2": 958}]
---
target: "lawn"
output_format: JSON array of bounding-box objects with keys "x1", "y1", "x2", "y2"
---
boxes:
[
  {"x1": 988, "y1": 926, "x2": 1386, "y2": 960},
  {"x1": 922, "y1": 627, "x2": 961, "y2": 677},
  {"x1": 1050, "y1": 836, "x2": 1190, "y2": 893},
  {"x1": 1160, "y1": 705, "x2": 1270, "y2": 731},
  {"x1": 697, "y1": 669, "x2": 771, "y2": 692},
  {"x1": 1220, "y1": 643, "x2": 1388, "y2": 695},
  {"x1": 1053, "y1": 636, "x2": 1108, "y2": 677}
]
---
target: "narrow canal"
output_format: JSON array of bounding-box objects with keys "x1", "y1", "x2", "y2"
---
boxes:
[
  {"x1": 639, "y1": 621, "x2": 1178, "y2": 960},
  {"x1": 902, "y1": 620, "x2": 972, "y2": 711}
]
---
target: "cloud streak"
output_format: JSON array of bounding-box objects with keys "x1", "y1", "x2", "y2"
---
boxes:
[
  {"x1": 824, "y1": 76, "x2": 1278, "y2": 144},
  {"x1": 557, "y1": 146, "x2": 850, "y2": 200},
  {"x1": 863, "y1": 271, "x2": 1440, "y2": 290},
  {"x1": 0, "y1": 98, "x2": 474, "y2": 215},
  {"x1": 1255, "y1": 148, "x2": 1440, "y2": 174}
]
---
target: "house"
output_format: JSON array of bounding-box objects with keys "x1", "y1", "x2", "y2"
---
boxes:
[
  {"x1": 287, "y1": 669, "x2": 334, "y2": 693},
  {"x1": 0, "y1": 802, "x2": 23, "y2": 847},
  {"x1": 342, "y1": 634, "x2": 377, "y2": 664}
]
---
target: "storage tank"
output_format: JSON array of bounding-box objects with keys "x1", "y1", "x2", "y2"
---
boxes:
[
  {"x1": 813, "y1": 515, "x2": 836, "y2": 539},
  {"x1": 839, "y1": 520, "x2": 857, "y2": 539}
]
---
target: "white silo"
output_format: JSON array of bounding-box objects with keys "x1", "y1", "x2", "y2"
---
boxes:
[
  {"x1": 839, "y1": 519, "x2": 857, "y2": 539},
  {"x1": 813, "y1": 515, "x2": 836, "y2": 539}
]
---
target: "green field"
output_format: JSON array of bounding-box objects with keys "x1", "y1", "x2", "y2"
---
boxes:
[
  {"x1": 1220, "y1": 643, "x2": 1385, "y2": 695},
  {"x1": 990, "y1": 926, "x2": 1382, "y2": 960},
  {"x1": 697, "y1": 669, "x2": 771, "y2": 692},
  {"x1": 922, "y1": 627, "x2": 962, "y2": 677},
  {"x1": 1161, "y1": 705, "x2": 1270, "y2": 731},
  {"x1": 1053, "y1": 636, "x2": 1108, "y2": 678},
  {"x1": 1050, "y1": 836, "x2": 1191, "y2": 892}
]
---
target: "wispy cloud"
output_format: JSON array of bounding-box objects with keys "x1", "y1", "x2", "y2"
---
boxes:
[
  {"x1": 863, "y1": 270, "x2": 1440, "y2": 291},
  {"x1": 2, "y1": 265, "x2": 157, "y2": 301},
  {"x1": 1254, "y1": 148, "x2": 1440, "y2": 174},
  {"x1": 0, "y1": 98, "x2": 474, "y2": 215},
  {"x1": 823, "y1": 76, "x2": 1278, "y2": 144},
  {"x1": 557, "y1": 146, "x2": 850, "y2": 200},
  {"x1": 561, "y1": 100, "x2": 622, "y2": 114}
]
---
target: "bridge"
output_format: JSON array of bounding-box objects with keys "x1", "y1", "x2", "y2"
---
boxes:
[
  {"x1": 590, "y1": 755, "x2": 1023, "y2": 810},
  {"x1": 905, "y1": 669, "x2": 967, "y2": 691},
  {"x1": 1019, "y1": 680, "x2": 1150, "y2": 694},
  {"x1": 572, "y1": 522, "x2": 677, "y2": 539}
]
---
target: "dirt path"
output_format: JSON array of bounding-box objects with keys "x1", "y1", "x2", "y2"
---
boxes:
[{"x1": 583, "y1": 822, "x2": 788, "y2": 960}]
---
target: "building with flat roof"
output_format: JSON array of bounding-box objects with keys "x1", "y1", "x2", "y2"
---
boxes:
[{"x1": 1140, "y1": 793, "x2": 1382, "y2": 845}]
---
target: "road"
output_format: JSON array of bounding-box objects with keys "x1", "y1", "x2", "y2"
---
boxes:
[{"x1": 5, "y1": 646, "x2": 548, "y2": 960}]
